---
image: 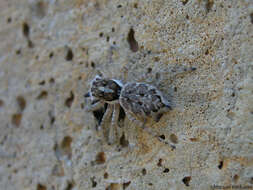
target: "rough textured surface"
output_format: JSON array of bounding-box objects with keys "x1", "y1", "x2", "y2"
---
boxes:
[{"x1": 0, "y1": 0, "x2": 252, "y2": 190}]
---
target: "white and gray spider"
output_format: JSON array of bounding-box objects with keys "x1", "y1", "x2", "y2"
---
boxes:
[{"x1": 84, "y1": 75, "x2": 172, "y2": 145}]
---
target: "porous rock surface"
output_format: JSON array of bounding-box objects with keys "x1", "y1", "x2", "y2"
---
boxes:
[{"x1": 0, "y1": 0, "x2": 252, "y2": 190}]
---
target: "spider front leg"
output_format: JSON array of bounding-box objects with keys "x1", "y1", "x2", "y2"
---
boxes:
[
  {"x1": 99, "y1": 104, "x2": 113, "y2": 141},
  {"x1": 108, "y1": 103, "x2": 120, "y2": 145},
  {"x1": 85, "y1": 100, "x2": 104, "y2": 112}
]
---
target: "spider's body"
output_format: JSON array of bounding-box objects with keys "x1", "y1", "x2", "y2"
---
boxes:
[{"x1": 85, "y1": 75, "x2": 172, "y2": 144}]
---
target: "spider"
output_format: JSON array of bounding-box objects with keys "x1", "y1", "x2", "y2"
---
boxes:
[{"x1": 84, "y1": 75, "x2": 172, "y2": 145}]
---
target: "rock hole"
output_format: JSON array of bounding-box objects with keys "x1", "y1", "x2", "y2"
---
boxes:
[
  {"x1": 65, "y1": 48, "x2": 73, "y2": 61},
  {"x1": 7, "y1": 17, "x2": 12, "y2": 23},
  {"x1": 106, "y1": 183, "x2": 121, "y2": 190},
  {"x1": 91, "y1": 62, "x2": 95, "y2": 68},
  {"x1": 163, "y1": 168, "x2": 170, "y2": 173},
  {"x1": 91, "y1": 177, "x2": 97, "y2": 188},
  {"x1": 99, "y1": 32, "x2": 103, "y2": 37},
  {"x1": 142, "y1": 168, "x2": 147, "y2": 175},
  {"x1": 49, "y1": 52, "x2": 54, "y2": 58},
  {"x1": 147, "y1": 67, "x2": 152, "y2": 73},
  {"x1": 28, "y1": 40, "x2": 34, "y2": 48},
  {"x1": 123, "y1": 181, "x2": 131, "y2": 189},
  {"x1": 117, "y1": 5, "x2": 122, "y2": 8},
  {"x1": 120, "y1": 133, "x2": 129, "y2": 147},
  {"x1": 65, "y1": 181, "x2": 75, "y2": 190},
  {"x1": 49, "y1": 78, "x2": 55, "y2": 84},
  {"x1": 182, "y1": 176, "x2": 191, "y2": 186},
  {"x1": 16, "y1": 49, "x2": 21, "y2": 55},
  {"x1": 157, "y1": 158, "x2": 163, "y2": 167},
  {"x1": 206, "y1": 0, "x2": 214, "y2": 13},
  {"x1": 155, "y1": 72, "x2": 160, "y2": 80},
  {"x1": 155, "y1": 113, "x2": 163, "y2": 122},
  {"x1": 30, "y1": 1, "x2": 47, "y2": 18},
  {"x1": 233, "y1": 174, "x2": 239, "y2": 183},
  {"x1": 148, "y1": 183, "x2": 153, "y2": 186},
  {"x1": 0, "y1": 99, "x2": 4, "y2": 107},
  {"x1": 37, "y1": 184, "x2": 47, "y2": 190},
  {"x1": 106, "y1": 36, "x2": 110, "y2": 42},
  {"x1": 40, "y1": 125, "x2": 44, "y2": 130},
  {"x1": 154, "y1": 57, "x2": 160, "y2": 62},
  {"x1": 50, "y1": 116, "x2": 55, "y2": 125},
  {"x1": 133, "y1": 3, "x2": 138, "y2": 8},
  {"x1": 95, "y1": 152, "x2": 106, "y2": 164},
  {"x1": 189, "y1": 137, "x2": 198, "y2": 142},
  {"x1": 104, "y1": 172, "x2": 109, "y2": 179},
  {"x1": 39, "y1": 80, "x2": 45, "y2": 85},
  {"x1": 16, "y1": 96, "x2": 26, "y2": 112},
  {"x1": 127, "y1": 28, "x2": 138, "y2": 52},
  {"x1": 12, "y1": 113, "x2": 22, "y2": 127},
  {"x1": 37, "y1": 91, "x2": 48, "y2": 100},
  {"x1": 250, "y1": 13, "x2": 253, "y2": 24},
  {"x1": 65, "y1": 91, "x2": 74, "y2": 108},
  {"x1": 159, "y1": 134, "x2": 165, "y2": 140},
  {"x1": 112, "y1": 27, "x2": 115, "y2": 32},
  {"x1": 22, "y1": 22, "x2": 30, "y2": 38},
  {"x1": 174, "y1": 87, "x2": 177, "y2": 92},
  {"x1": 169, "y1": 134, "x2": 178, "y2": 143},
  {"x1": 205, "y1": 49, "x2": 209, "y2": 55},
  {"x1": 61, "y1": 136, "x2": 72, "y2": 157},
  {"x1": 218, "y1": 160, "x2": 223, "y2": 169},
  {"x1": 181, "y1": 0, "x2": 188, "y2": 5}
]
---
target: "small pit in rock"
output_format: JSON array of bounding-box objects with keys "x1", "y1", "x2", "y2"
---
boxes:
[
  {"x1": 65, "y1": 48, "x2": 73, "y2": 61},
  {"x1": 37, "y1": 184, "x2": 47, "y2": 190},
  {"x1": 12, "y1": 113, "x2": 22, "y2": 127},
  {"x1": 37, "y1": 91, "x2": 48, "y2": 100},
  {"x1": 65, "y1": 91, "x2": 74, "y2": 108},
  {"x1": 16, "y1": 96, "x2": 26, "y2": 112},
  {"x1": 95, "y1": 152, "x2": 106, "y2": 164},
  {"x1": 182, "y1": 176, "x2": 191, "y2": 186},
  {"x1": 127, "y1": 28, "x2": 138, "y2": 52}
]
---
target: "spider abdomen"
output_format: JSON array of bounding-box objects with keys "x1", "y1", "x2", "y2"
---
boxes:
[{"x1": 119, "y1": 83, "x2": 171, "y2": 120}]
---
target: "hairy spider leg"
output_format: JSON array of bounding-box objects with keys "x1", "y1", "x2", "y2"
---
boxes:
[
  {"x1": 99, "y1": 104, "x2": 113, "y2": 141},
  {"x1": 108, "y1": 103, "x2": 120, "y2": 145},
  {"x1": 85, "y1": 100, "x2": 104, "y2": 112}
]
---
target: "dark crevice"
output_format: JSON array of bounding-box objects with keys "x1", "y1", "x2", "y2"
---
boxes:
[
  {"x1": 127, "y1": 28, "x2": 138, "y2": 52},
  {"x1": 182, "y1": 176, "x2": 191, "y2": 186},
  {"x1": 120, "y1": 133, "x2": 129, "y2": 147},
  {"x1": 65, "y1": 91, "x2": 74, "y2": 108},
  {"x1": 65, "y1": 48, "x2": 73, "y2": 61}
]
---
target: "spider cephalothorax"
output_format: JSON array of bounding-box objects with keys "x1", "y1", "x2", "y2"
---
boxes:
[
  {"x1": 90, "y1": 76, "x2": 122, "y2": 102},
  {"x1": 85, "y1": 75, "x2": 172, "y2": 145}
]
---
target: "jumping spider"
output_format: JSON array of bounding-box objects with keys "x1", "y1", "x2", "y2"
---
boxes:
[{"x1": 84, "y1": 75, "x2": 172, "y2": 145}]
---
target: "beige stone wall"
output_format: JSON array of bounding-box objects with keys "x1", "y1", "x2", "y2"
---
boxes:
[{"x1": 0, "y1": 0, "x2": 252, "y2": 189}]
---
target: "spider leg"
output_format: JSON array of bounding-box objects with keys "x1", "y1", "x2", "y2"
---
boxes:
[
  {"x1": 108, "y1": 103, "x2": 120, "y2": 145},
  {"x1": 99, "y1": 104, "x2": 113, "y2": 140},
  {"x1": 85, "y1": 101, "x2": 104, "y2": 112},
  {"x1": 123, "y1": 110, "x2": 143, "y2": 147}
]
